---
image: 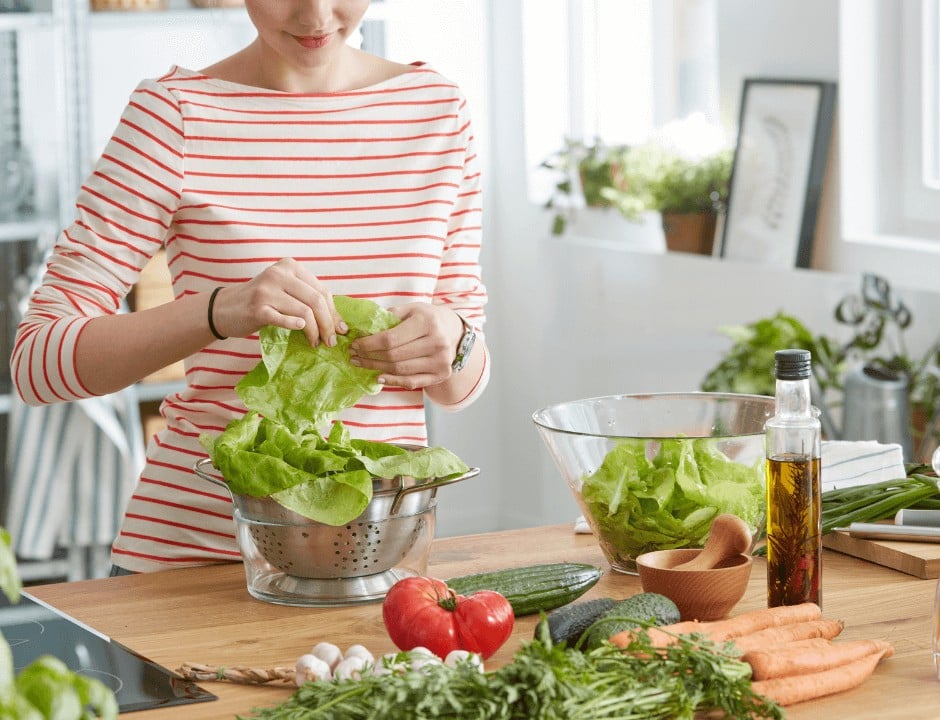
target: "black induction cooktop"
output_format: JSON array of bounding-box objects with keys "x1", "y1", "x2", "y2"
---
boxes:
[{"x1": 1, "y1": 591, "x2": 217, "y2": 713}]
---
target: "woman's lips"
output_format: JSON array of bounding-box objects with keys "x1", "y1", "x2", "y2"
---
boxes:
[{"x1": 294, "y1": 33, "x2": 332, "y2": 49}]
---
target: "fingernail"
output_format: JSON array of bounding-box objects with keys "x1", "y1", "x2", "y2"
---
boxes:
[
  {"x1": 377, "y1": 376, "x2": 386, "y2": 385},
  {"x1": 350, "y1": 358, "x2": 361, "y2": 367},
  {"x1": 328, "y1": 335, "x2": 337, "y2": 347},
  {"x1": 338, "y1": 322, "x2": 348, "y2": 333}
]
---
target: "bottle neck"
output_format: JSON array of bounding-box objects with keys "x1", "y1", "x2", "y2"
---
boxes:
[{"x1": 774, "y1": 377, "x2": 812, "y2": 416}]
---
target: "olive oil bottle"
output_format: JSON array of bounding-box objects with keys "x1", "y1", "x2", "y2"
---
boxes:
[{"x1": 765, "y1": 349, "x2": 822, "y2": 608}]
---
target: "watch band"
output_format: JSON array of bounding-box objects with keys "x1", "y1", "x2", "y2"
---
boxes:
[{"x1": 451, "y1": 314, "x2": 476, "y2": 373}]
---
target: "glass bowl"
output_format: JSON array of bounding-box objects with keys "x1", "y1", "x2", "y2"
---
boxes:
[{"x1": 532, "y1": 392, "x2": 774, "y2": 574}]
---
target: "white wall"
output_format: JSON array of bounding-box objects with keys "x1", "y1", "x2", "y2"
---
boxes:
[
  {"x1": 430, "y1": 0, "x2": 940, "y2": 538},
  {"x1": 715, "y1": 0, "x2": 940, "y2": 296}
]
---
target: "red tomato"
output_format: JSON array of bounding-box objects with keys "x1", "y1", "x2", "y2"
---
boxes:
[{"x1": 381, "y1": 576, "x2": 514, "y2": 660}]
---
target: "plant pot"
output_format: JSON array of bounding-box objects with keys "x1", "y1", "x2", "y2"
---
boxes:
[{"x1": 661, "y1": 210, "x2": 717, "y2": 255}]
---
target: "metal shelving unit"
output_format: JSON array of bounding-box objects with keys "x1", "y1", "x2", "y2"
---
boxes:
[{"x1": 0, "y1": 2, "x2": 178, "y2": 580}]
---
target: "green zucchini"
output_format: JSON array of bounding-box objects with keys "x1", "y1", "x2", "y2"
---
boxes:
[
  {"x1": 540, "y1": 597, "x2": 617, "y2": 646},
  {"x1": 445, "y1": 562, "x2": 602, "y2": 616},
  {"x1": 581, "y1": 592, "x2": 681, "y2": 649}
]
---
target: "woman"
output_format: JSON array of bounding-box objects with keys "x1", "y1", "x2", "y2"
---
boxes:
[{"x1": 10, "y1": 0, "x2": 489, "y2": 573}]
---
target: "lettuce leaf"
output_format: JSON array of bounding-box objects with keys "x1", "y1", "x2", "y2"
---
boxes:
[
  {"x1": 236, "y1": 296, "x2": 399, "y2": 435},
  {"x1": 581, "y1": 437, "x2": 763, "y2": 562}
]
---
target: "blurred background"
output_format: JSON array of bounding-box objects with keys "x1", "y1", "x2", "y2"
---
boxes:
[{"x1": 2, "y1": 0, "x2": 939, "y2": 580}]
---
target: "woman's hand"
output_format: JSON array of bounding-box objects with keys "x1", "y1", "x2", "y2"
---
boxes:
[
  {"x1": 209, "y1": 258, "x2": 347, "y2": 347},
  {"x1": 347, "y1": 303, "x2": 465, "y2": 389}
]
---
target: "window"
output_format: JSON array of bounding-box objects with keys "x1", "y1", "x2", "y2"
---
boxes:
[
  {"x1": 840, "y1": 0, "x2": 940, "y2": 247},
  {"x1": 522, "y1": 0, "x2": 719, "y2": 203}
]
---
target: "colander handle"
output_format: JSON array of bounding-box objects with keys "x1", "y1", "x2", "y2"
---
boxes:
[
  {"x1": 193, "y1": 457, "x2": 233, "y2": 495},
  {"x1": 389, "y1": 466, "x2": 480, "y2": 515}
]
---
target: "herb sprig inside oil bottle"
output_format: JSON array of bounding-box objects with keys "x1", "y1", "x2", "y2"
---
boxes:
[{"x1": 765, "y1": 349, "x2": 822, "y2": 609}]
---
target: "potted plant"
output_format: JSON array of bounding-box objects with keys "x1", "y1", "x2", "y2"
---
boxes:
[
  {"x1": 541, "y1": 138, "x2": 634, "y2": 235},
  {"x1": 541, "y1": 116, "x2": 733, "y2": 253},
  {"x1": 610, "y1": 115, "x2": 733, "y2": 255},
  {"x1": 700, "y1": 273, "x2": 940, "y2": 462}
]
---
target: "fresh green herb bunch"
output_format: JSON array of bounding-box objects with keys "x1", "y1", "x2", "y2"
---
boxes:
[{"x1": 242, "y1": 623, "x2": 783, "y2": 720}]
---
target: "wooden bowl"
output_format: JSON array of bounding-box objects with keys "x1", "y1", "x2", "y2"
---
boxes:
[{"x1": 636, "y1": 548, "x2": 752, "y2": 621}]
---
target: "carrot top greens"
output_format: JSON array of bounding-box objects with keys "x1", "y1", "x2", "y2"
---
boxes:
[{"x1": 241, "y1": 623, "x2": 784, "y2": 720}]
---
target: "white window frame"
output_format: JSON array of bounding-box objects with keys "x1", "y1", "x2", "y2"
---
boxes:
[
  {"x1": 523, "y1": 0, "x2": 719, "y2": 206},
  {"x1": 840, "y1": 0, "x2": 940, "y2": 251}
]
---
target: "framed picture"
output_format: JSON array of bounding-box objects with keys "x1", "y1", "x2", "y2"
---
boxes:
[{"x1": 719, "y1": 78, "x2": 837, "y2": 268}]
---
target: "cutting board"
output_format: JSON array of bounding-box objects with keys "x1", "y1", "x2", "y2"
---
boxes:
[{"x1": 823, "y1": 530, "x2": 940, "y2": 579}]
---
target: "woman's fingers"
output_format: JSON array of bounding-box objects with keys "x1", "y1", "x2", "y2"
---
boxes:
[
  {"x1": 210, "y1": 259, "x2": 347, "y2": 345},
  {"x1": 349, "y1": 304, "x2": 463, "y2": 387}
]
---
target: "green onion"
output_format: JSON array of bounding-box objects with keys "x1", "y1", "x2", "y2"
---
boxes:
[{"x1": 821, "y1": 475, "x2": 940, "y2": 534}]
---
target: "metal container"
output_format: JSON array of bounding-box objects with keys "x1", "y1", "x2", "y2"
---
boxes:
[
  {"x1": 193, "y1": 452, "x2": 479, "y2": 606},
  {"x1": 841, "y1": 364, "x2": 913, "y2": 460}
]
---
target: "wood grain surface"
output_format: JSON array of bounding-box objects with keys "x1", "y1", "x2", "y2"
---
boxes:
[
  {"x1": 28, "y1": 524, "x2": 940, "y2": 719},
  {"x1": 823, "y1": 529, "x2": 940, "y2": 578}
]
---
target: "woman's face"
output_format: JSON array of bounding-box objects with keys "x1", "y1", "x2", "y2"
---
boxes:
[{"x1": 244, "y1": 0, "x2": 371, "y2": 73}]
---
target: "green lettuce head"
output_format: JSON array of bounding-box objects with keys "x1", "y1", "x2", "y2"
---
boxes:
[{"x1": 200, "y1": 296, "x2": 469, "y2": 525}]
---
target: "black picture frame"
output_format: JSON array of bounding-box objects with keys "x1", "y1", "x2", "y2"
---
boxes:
[{"x1": 718, "y1": 78, "x2": 837, "y2": 268}]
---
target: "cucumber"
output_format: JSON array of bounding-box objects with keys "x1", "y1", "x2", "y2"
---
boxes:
[
  {"x1": 540, "y1": 597, "x2": 617, "y2": 646},
  {"x1": 445, "y1": 562, "x2": 602, "y2": 616},
  {"x1": 581, "y1": 592, "x2": 680, "y2": 649}
]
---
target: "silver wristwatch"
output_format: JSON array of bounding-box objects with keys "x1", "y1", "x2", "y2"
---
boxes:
[{"x1": 451, "y1": 314, "x2": 477, "y2": 373}]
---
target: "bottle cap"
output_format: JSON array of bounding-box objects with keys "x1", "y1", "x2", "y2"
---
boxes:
[{"x1": 774, "y1": 349, "x2": 812, "y2": 380}]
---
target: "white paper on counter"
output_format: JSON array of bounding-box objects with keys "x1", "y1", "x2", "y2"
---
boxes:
[{"x1": 821, "y1": 440, "x2": 906, "y2": 492}]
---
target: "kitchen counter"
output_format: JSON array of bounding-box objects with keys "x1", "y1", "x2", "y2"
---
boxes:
[{"x1": 27, "y1": 524, "x2": 940, "y2": 719}]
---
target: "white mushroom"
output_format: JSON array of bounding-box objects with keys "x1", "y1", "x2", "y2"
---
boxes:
[
  {"x1": 409, "y1": 652, "x2": 442, "y2": 673},
  {"x1": 333, "y1": 655, "x2": 367, "y2": 681},
  {"x1": 343, "y1": 644, "x2": 375, "y2": 666},
  {"x1": 310, "y1": 641, "x2": 344, "y2": 671},
  {"x1": 294, "y1": 653, "x2": 332, "y2": 686},
  {"x1": 443, "y1": 650, "x2": 484, "y2": 672},
  {"x1": 371, "y1": 652, "x2": 406, "y2": 676}
]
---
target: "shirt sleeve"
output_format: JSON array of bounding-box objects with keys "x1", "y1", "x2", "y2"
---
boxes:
[
  {"x1": 11, "y1": 78, "x2": 184, "y2": 405},
  {"x1": 431, "y1": 91, "x2": 489, "y2": 412}
]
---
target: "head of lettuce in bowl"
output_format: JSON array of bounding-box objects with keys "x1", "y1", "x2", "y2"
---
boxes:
[{"x1": 532, "y1": 392, "x2": 773, "y2": 574}]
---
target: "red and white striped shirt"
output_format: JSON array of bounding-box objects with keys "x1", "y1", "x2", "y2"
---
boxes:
[{"x1": 11, "y1": 65, "x2": 488, "y2": 572}]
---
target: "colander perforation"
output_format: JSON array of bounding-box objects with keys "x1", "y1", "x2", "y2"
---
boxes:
[{"x1": 246, "y1": 514, "x2": 429, "y2": 579}]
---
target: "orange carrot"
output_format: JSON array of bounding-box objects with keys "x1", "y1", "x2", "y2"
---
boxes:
[
  {"x1": 751, "y1": 646, "x2": 892, "y2": 706},
  {"x1": 686, "y1": 603, "x2": 823, "y2": 641},
  {"x1": 609, "y1": 602, "x2": 822, "y2": 648},
  {"x1": 743, "y1": 638, "x2": 894, "y2": 681},
  {"x1": 765, "y1": 637, "x2": 833, "y2": 651},
  {"x1": 731, "y1": 619, "x2": 844, "y2": 654}
]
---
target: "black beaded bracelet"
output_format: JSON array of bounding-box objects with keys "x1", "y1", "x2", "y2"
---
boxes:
[{"x1": 207, "y1": 286, "x2": 227, "y2": 341}]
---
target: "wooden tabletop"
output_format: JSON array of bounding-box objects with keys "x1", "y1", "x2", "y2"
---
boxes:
[{"x1": 27, "y1": 524, "x2": 940, "y2": 719}]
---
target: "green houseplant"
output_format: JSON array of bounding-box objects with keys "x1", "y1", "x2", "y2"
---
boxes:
[
  {"x1": 541, "y1": 138, "x2": 634, "y2": 235},
  {"x1": 700, "y1": 273, "x2": 940, "y2": 462},
  {"x1": 542, "y1": 115, "x2": 732, "y2": 253},
  {"x1": 610, "y1": 130, "x2": 732, "y2": 255}
]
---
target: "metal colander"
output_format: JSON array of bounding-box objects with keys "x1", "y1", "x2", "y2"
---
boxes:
[
  {"x1": 194, "y1": 452, "x2": 478, "y2": 580},
  {"x1": 237, "y1": 509, "x2": 434, "y2": 579}
]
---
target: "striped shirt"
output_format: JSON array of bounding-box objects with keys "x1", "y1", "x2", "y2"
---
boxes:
[{"x1": 11, "y1": 64, "x2": 488, "y2": 572}]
